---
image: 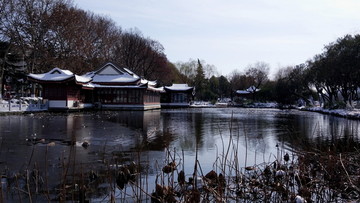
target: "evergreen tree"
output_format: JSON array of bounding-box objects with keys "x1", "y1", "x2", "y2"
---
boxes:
[
  {"x1": 206, "y1": 76, "x2": 219, "y2": 102},
  {"x1": 194, "y1": 59, "x2": 206, "y2": 100},
  {"x1": 218, "y1": 75, "x2": 231, "y2": 98}
]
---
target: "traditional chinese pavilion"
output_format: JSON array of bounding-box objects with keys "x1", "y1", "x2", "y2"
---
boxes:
[
  {"x1": 28, "y1": 63, "x2": 163, "y2": 110},
  {"x1": 84, "y1": 63, "x2": 162, "y2": 110},
  {"x1": 235, "y1": 86, "x2": 260, "y2": 101},
  {"x1": 161, "y1": 84, "x2": 194, "y2": 108},
  {"x1": 27, "y1": 67, "x2": 93, "y2": 110}
]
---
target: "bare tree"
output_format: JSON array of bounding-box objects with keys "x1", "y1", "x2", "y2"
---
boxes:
[
  {"x1": 274, "y1": 66, "x2": 293, "y2": 81},
  {"x1": 2, "y1": 0, "x2": 68, "y2": 73},
  {"x1": 175, "y1": 58, "x2": 218, "y2": 85},
  {"x1": 113, "y1": 29, "x2": 169, "y2": 80},
  {"x1": 175, "y1": 59, "x2": 197, "y2": 84},
  {"x1": 245, "y1": 61, "x2": 270, "y2": 89},
  {"x1": 0, "y1": 0, "x2": 9, "y2": 40},
  {"x1": 1, "y1": 0, "x2": 170, "y2": 82},
  {"x1": 47, "y1": 4, "x2": 121, "y2": 73}
]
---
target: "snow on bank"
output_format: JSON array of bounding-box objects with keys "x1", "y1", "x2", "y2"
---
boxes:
[
  {"x1": 304, "y1": 107, "x2": 360, "y2": 119},
  {"x1": 190, "y1": 101, "x2": 215, "y2": 108}
]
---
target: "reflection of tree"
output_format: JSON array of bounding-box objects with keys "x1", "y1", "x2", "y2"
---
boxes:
[
  {"x1": 246, "y1": 132, "x2": 266, "y2": 155},
  {"x1": 107, "y1": 111, "x2": 145, "y2": 129},
  {"x1": 274, "y1": 114, "x2": 313, "y2": 151},
  {"x1": 105, "y1": 111, "x2": 173, "y2": 151},
  {"x1": 160, "y1": 110, "x2": 204, "y2": 151},
  {"x1": 139, "y1": 130, "x2": 175, "y2": 151},
  {"x1": 274, "y1": 112, "x2": 360, "y2": 152},
  {"x1": 193, "y1": 112, "x2": 203, "y2": 148}
]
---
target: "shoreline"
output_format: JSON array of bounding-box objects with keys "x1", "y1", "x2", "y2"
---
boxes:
[
  {"x1": 2, "y1": 103, "x2": 360, "y2": 121},
  {"x1": 300, "y1": 107, "x2": 360, "y2": 120}
]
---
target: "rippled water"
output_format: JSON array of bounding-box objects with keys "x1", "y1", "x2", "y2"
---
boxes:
[{"x1": 0, "y1": 108, "x2": 359, "y2": 201}]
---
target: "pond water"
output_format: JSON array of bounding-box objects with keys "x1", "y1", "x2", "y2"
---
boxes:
[{"x1": 1, "y1": 108, "x2": 360, "y2": 201}]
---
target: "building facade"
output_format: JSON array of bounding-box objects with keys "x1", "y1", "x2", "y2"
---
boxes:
[
  {"x1": 85, "y1": 63, "x2": 162, "y2": 110},
  {"x1": 28, "y1": 63, "x2": 162, "y2": 110},
  {"x1": 27, "y1": 67, "x2": 92, "y2": 110},
  {"x1": 161, "y1": 84, "x2": 194, "y2": 108}
]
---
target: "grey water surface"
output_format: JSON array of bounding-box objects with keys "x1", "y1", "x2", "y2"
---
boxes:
[{"x1": 0, "y1": 108, "x2": 359, "y2": 201}]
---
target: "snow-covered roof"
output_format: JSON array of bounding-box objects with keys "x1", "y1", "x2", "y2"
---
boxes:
[
  {"x1": 90, "y1": 74, "x2": 140, "y2": 83},
  {"x1": 246, "y1": 86, "x2": 260, "y2": 92},
  {"x1": 141, "y1": 78, "x2": 157, "y2": 87},
  {"x1": 164, "y1": 84, "x2": 194, "y2": 91},
  {"x1": 148, "y1": 86, "x2": 164, "y2": 92},
  {"x1": 236, "y1": 90, "x2": 251, "y2": 94},
  {"x1": 123, "y1": 67, "x2": 140, "y2": 78},
  {"x1": 84, "y1": 63, "x2": 141, "y2": 84},
  {"x1": 29, "y1": 68, "x2": 79, "y2": 81},
  {"x1": 28, "y1": 67, "x2": 72, "y2": 81},
  {"x1": 28, "y1": 67, "x2": 92, "y2": 83},
  {"x1": 28, "y1": 67, "x2": 92, "y2": 84},
  {"x1": 236, "y1": 86, "x2": 260, "y2": 94},
  {"x1": 28, "y1": 63, "x2": 159, "y2": 92},
  {"x1": 74, "y1": 75, "x2": 92, "y2": 83}
]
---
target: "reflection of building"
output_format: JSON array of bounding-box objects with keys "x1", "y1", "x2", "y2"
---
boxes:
[
  {"x1": 161, "y1": 84, "x2": 194, "y2": 108},
  {"x1": 28, "y1": 63, "x2": 162, "y2": 110}
]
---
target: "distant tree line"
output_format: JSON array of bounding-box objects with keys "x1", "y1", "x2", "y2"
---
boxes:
[
  {"x1": 183, "y1": 34, "x2": 360, "y2": 106},
  {"x1": 174, "y1": 59, "x2": 271, "y2": 103},
  {"x1": 274, "y1": 34, "x2": 360, "y2": 108}
]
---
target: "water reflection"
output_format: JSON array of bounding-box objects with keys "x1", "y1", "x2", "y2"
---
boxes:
[
  {"x1": 272, "y1": 110, "x2": 360, "y2": 152},
  {"x1": 1, "y1": 108, "x2": 360, "y2": 200}
]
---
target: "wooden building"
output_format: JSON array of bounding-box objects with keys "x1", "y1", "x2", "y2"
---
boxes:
[
  {"x1": 84, "y1": 63, "x2": 162, "y2": 110},
  {"x1": 28, "y1": 63, "x2": 162, "y2": 111},
  {"x1": 161, "y1": 84, "x2": 194, "y2": 108},
  {"x1": 27, "y1": 68, "x2": 93, "y2": 110},
  {"x1": 235, "y1": 86, "x2": 260, "y2": 101}
]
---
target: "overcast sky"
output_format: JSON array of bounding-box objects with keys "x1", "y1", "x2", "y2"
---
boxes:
[{"x1": 75, "y1": 0, "x2": 360, "y2": 76}]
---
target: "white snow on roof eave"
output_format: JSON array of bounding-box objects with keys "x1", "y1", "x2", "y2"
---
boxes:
[
  {"x1": 91, "y1": 74, "x2": 139, "y2": 83},
  {"x1": 75, "y1": 75, "x2": 92, "y2": 83},
  {"x1": 28, "y1": 67, "x2": 77, "y2": 82},
  {"x1": 148, "y1": 80, "x2": 157, "y2": 86},
  {"x1": 62, "y1": 69, "x2": 73, "y2": 75},
  {"x1": 123, "y1": 67, "x2": 140, "y2": 78},
  {"x1": 91, "y1": 83, "x2": 146, "y2": 88},
  {"x1": 29, "y1": 73, "x2": 74, "y2": 81},
  {"x1": 83, "y1": 71, "x2": 95, "y2": 78},
  {"x1": 165, "y1": 85, "x2": 193, "y2": 91},
  {"x1": 140, "y1": 78, "x2": 156, "y2": 86},
  {"x1": 82, "y1": 83, "x2": 95, "y2": 88},
  {"x1": 141, "y1": 78, "x2": 148, "y2": 84},
  {"x1": 236, "y1": 90, "x2": 251, "y2": 94},
  {"x1": 148, "y1": 86, "x2": 164, "y2": 92},
  {"x1": 165, "y1": 84, "x2": 193, "y2": 91},
  {"x1": 166, "y1": 87, "x2": 193, "y2": 91}
]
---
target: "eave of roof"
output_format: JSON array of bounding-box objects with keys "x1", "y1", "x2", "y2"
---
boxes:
[{"x1": 164, "y1": 86, "x2": 194, "y2": 92}]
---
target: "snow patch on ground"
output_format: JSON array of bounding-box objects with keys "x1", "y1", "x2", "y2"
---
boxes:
[{"x1": 304, "y1": 107, "x2": 360, "y2": 119}]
